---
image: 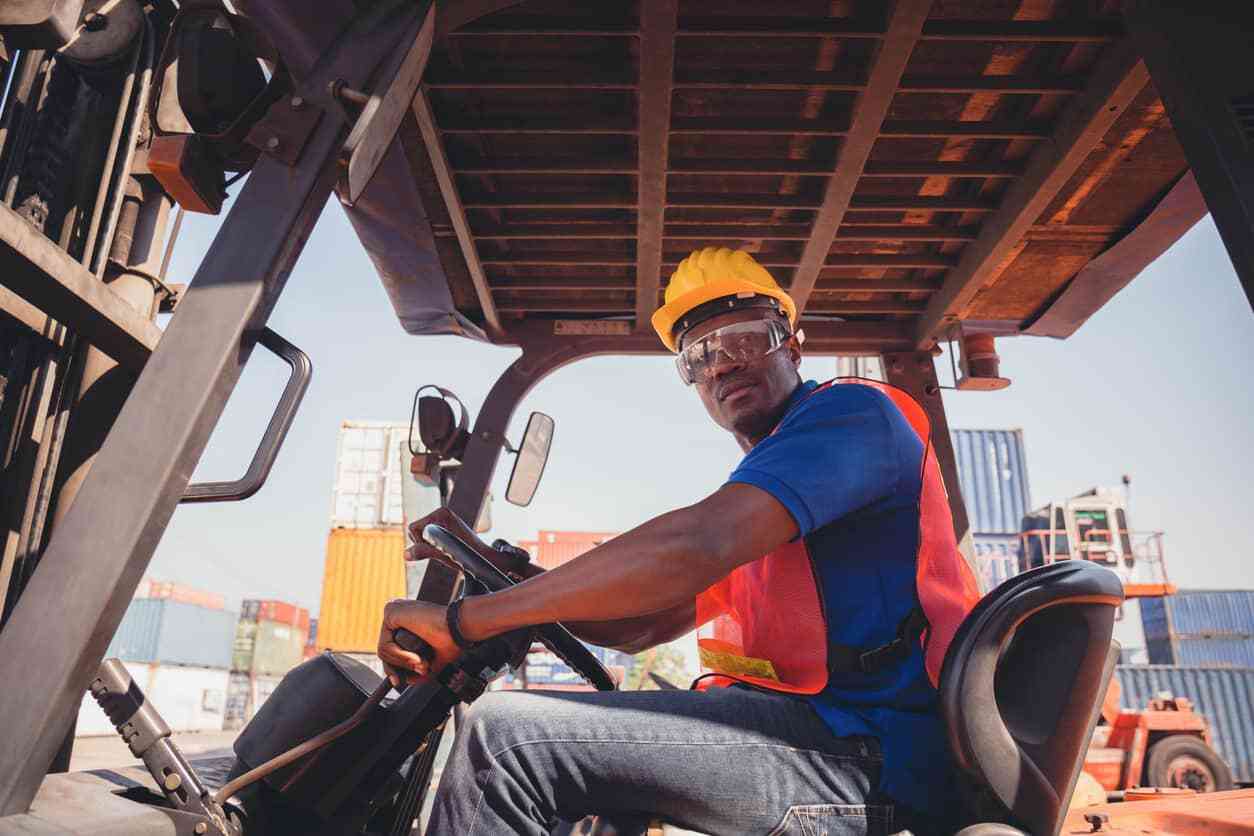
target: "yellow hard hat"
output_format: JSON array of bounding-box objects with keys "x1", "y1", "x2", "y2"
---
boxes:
[{"x1": 651, "y1": 247, "x2": 798, "y2": 352}]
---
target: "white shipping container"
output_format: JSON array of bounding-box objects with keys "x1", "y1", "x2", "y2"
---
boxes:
[
  {"x1": 76, "y1": 663, "x2": 229, "y2": 737},
  {"x1": 382, "y1": 436, "x2": 407, "y2": 526},
  {"x1": 332, "y1": 422, "x2": 412, "y2": 528},
  {"x1": 341, "y1": 651, "x2": 386, "y2": 679},
  {"x1": 251, "y1": 674, "x2": 285, "y2": 715}
]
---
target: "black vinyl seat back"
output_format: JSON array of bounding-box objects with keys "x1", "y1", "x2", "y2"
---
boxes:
[{"x1": 939, "y1": 561, "x2": 1124, "y2": 836}]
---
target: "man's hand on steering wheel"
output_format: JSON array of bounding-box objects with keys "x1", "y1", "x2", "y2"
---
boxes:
[
  {"x1": 404, "y1": 507, "x2": 543, "y2": 581},
  {"x1": 378, "y1": 599, "x2": 462, "y2": 687},
  {"x1": 403, "y1": 507, "x2": 483, "y2": 565}
]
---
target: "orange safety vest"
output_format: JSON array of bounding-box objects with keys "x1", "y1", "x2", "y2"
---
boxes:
[{"x1": 695, "y1": 379, "x2": 981, "y2": 693}]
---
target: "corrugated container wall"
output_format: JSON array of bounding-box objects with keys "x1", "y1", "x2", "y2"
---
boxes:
[
  {"x1": 251, "y1": 674, "x2": 284, "y2": 716},
  {"x1": 1140, "y1": 590, "x2": 1254, "y2": 666},
  {"x1": 331, "y1": 421, "x2": 409, "y2": 528},
  {"x1": 951, "y1": 429, "x2": 1031, "y2": 535},
  {"x1": 972, "y1": 534, "x2": 1020, "y2": 591},
  {"x1": 1140, "y1": 590, "x2": 1254, "y2": 638},
  {"x1": 232, "y1": 621, "x2": 257, "y2": 672},
  {"x1": 530, "y1": 531, "x2": 618, "y2": 571},
  {"x1": 224, "y1": 672, "x2": 252, "y2": 730},
  {"x1": 106, "y1": 599, "x2": 235, "y2": 670},
  {"x1": 317, "y1": 528, "x2": 407, "y2": 653},
  {"x1": 1146, "y1": 636, "x2": 1254, "y2": 667},
  {"x1": 250, "y1": 620, "x2": 307, "y2": 676},
  {"x1": 1116, "y1": 666, "x2": 1254, "y2": 783}
]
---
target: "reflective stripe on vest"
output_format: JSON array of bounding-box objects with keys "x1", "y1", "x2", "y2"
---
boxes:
[{"x1": 694, "y1": 378, "x2": 981, "y2": 693}]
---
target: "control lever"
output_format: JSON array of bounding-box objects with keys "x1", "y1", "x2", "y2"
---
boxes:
[
  {"x1": 393, "y1": 628, "x2": 436, "y2": 664},
  {"x1": 91, "y1": 659, "x2": 235, "y2": 835}
]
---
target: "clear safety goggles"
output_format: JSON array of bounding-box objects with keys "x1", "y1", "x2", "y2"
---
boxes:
[{"x1": 675, "y1": 318, "x2": 797, "y2": 386}]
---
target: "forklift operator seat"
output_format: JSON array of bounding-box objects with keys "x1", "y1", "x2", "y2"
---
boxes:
[{"x1": 941, "y1": 560, "x2": 1124, "y2": 836}]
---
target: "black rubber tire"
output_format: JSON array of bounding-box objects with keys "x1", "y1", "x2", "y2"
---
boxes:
[{"x1": 1145, "y1": 734, "x2": 1235, "y2": 792}]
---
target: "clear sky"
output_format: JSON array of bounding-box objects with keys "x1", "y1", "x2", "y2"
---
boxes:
[{"x1": 147, "y1": 201, "x2": 1254, "y2": 616}]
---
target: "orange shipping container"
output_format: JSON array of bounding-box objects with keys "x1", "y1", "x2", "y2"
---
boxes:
[
  {"x1": 316, "y1": 528, "x2": 408, "y2": 653},
  {"x1": 531, "y1": 531, "x2": 617, "y2": 571},
  {"x1": 135, "y1": 578, "x2": 225, "y2": 611}
]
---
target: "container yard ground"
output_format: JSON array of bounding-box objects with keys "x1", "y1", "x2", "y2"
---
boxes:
[{"x1": 69, "y1": 730, "x2": 239, "y2": 772}]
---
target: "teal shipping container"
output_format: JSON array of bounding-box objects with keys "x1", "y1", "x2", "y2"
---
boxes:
[
  {"x1": 107, "y1": 599, "x2": 235, "y2": 669},
  {"x1": 250, "y1": 620, "x2": 306, "y2": 676}
]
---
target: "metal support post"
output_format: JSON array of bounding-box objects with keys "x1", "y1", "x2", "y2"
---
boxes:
[
  {"x1": 0, "y1": 1, "x2": 429, "y2": 812},
  {"x1": 1125, "y1": 1, "x2": 1254, "y2": 312},
  {"x1": 43, "y1": 180, "x2": 169, "y2": 775},
  {"x1": 882, "y1": 351, "x2": 977, "y2": 576},
  {"x1": 51, "y1": 178, "x2": 169, "y2": 532}
]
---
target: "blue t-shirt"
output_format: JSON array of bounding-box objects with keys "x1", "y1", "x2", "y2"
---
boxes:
[{"x1": 726, "y1": 379, "x2": 954, "y2": 816}]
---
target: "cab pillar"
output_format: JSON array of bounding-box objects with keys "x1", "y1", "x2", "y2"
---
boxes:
[
  {"x1": 415, "y1": 340, "x2": 587, "y2": 604},
  {"x1": 1125, "y1": 0, "x2": 1254, "y2": 312},
  {"x1": 882, "y1": 351, "x2": 977, "y2": 579}
]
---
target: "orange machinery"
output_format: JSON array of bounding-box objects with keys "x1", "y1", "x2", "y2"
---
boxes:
[{"x1": 1084, "y1": 676, "x2": 1233, "y2": 795}]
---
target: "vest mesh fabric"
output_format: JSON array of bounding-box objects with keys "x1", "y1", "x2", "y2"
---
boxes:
[{"x1": 695, "y1": 379, "x2": 980, "y2": 692}]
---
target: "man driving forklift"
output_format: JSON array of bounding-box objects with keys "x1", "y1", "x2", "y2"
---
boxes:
[{"x1": 380, "y1": 248, "x2": 982, "y2": 835}]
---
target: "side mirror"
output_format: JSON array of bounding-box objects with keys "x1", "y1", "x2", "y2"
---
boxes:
[
  {"x1": 412, "y1": 386, "x2": 469, "y2": 461},
  {"x1": 505, "y1": 412, "x2": 554, "y2": 507}
]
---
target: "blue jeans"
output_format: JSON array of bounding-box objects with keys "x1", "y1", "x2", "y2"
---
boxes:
[{"x1": 426, "y1": 685, "x2": 903, "y2": 835}]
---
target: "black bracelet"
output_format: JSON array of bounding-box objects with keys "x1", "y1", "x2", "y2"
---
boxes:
[{"x1": 446, "y1": 597, "x2": 474, "y2": 650}]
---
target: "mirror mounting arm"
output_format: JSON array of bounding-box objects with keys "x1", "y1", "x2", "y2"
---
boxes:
[{"x1": 473, "y1": 428, "x2": 517, "y2": 455}]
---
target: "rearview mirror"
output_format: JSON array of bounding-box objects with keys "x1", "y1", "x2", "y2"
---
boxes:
[{"x1": 506, "y1": 412, "x2": 554, "y2": 507}]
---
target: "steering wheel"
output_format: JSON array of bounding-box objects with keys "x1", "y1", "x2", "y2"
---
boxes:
[{"x1": 393, "y1": 524, "x2": 617, "y2": 692}]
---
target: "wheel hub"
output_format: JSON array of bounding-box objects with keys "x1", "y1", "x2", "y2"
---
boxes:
[{"x1": 1167, "y1": 755, "x2": 1215, "y2": 792}]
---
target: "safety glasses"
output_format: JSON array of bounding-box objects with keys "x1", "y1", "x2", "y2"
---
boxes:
[{"x1": 675, "y1": 318, "x2": 794, "y2": 386}]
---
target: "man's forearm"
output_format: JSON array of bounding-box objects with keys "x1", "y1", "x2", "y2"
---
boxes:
[
  {"x1": 458, "y1": 506, "x2": 726, "y2": 642},
  {"x1": 566, "y1": 601, "x2": 696, "y2": 653},
  {"x1": 456, "y1": 484, "x2": 796, "y2": 644}
]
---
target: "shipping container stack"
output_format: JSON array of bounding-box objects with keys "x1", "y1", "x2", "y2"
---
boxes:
[
  {"x1": 304, "y1": 617, "x2": 319, "y2": 662},
  {"x1": 950, "y1": 428, "x2": 1031, "y2": 592},
  {"x1": 1139, "y1": 590, "x2": 1254, "y2": 668},
  {"x1": 224, "y1": 598, "x2": 310, "y2": 730},
  {"x1": 502, "y1": 532, "x2": 635, "y2": 691},
  {"x1": 945, "y1": 430, "x2": 1254, "y2": 779},
  {"x1": 314, "y1": 422, "x2": 413, "y2": 678},
  {"x1": 78, "y1": 580, "x2": 235, "y2": 737}
]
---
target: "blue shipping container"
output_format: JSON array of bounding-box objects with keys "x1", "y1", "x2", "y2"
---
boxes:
[
  {"x1": 1140, "y1": 590, "x2": 1254, "y2": 666},
  {"x1": 107, "y1": 599, "x2": 236, "y2": 669},
  {"x1": 951, "y1": 429, "x2": 1031, "y2": 535},
  {"x1": 1141, "y1": 590, "x2": 1254, "y2": 639},
  {"x1": 1116, "y1": 665, "x2": 1254, "y2": 783},
  {"x1": 972, "y1": 534, "x2": 1020, "y2": 591},
  {"x1": 1146, "y1": 635, "x2": 1254, "y2": 668}
]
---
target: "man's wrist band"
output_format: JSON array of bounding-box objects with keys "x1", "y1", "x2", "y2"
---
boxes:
[{"x1": 446, "y1": 597, "x2": 473, "y2": 649}]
